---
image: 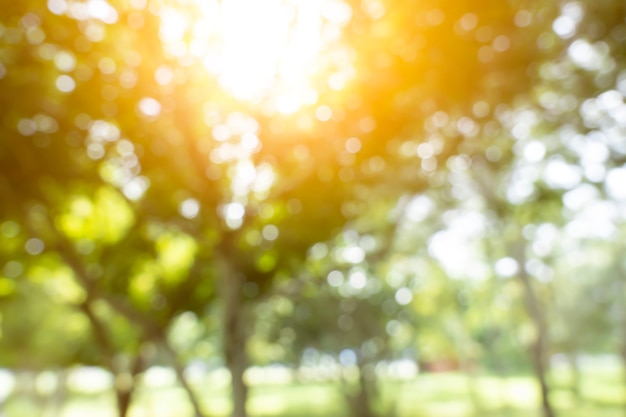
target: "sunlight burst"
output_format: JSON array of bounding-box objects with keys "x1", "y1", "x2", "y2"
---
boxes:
[{"x1": 158, "y1": 0, "x2": 353, "y2": 113}]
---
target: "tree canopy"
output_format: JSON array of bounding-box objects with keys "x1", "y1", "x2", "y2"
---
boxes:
[{"x1": 2, "y1": 1, "x2": 626, "y2": 417}]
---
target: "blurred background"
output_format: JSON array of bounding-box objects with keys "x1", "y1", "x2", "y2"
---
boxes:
[{"x1": 1, "y1": 0, "x2": 626, "y2": 416}]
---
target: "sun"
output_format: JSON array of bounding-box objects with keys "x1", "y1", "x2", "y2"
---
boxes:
[{"x1": 157, "y1": 0, "x2": 353, "y2": 114}]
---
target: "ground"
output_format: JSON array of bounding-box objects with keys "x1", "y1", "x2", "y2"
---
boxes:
[{"x1": 3, "y1": 368, "x2": 626, "y2": 417}]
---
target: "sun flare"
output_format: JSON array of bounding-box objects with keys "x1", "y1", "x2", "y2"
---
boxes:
[{"x1": 157, "y1": 0, "x2": 353, "y2": 113}]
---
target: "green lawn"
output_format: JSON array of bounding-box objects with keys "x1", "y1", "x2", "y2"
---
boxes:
[{"x1": 4, "y1": 369, "x2": 626, "y2": 417}]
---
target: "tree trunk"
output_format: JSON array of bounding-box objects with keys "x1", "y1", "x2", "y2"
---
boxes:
[
  {"x1": 342, "y1": 359, "x2": 376, "y2": 417},
  {"x1": 115, "y1": 385, "x2": 133, "y2": 417},
  {"x1": 447, "y1": 316, "x2": 484, "y2": 414},
  {"x1": 484, "y1": 332, "x2": 510, "y2": 410},
  {"x1": 160, "y1": 340, "x2": 206, "y2": 417},
  {"x1": 114, "y1": 352, "x2": 143, "y2": 417},
  {"x1": 617, "y1": 267, "x2": 626, "y2": 414},
  {"x1": 619, "y1": 299, "x2": 626, "y2": 413},
  {"x1": 69, "y1": 245, "x2": 206, "y2": 417},
  {"x1": 46, "y1": 370, "x2": 67, "y2": 417},
  {"x1": 358, "y1": 365, "x2": 376, "y2": 417},
  {"x1": 621, "y1": 345, "x2": 626, "y2": 415},
  {"x1": 529, "y1": 330, "x2": 554, "y2": 417},
  {"x1": 513, "y1": 244, "x2": 554, "y2": 417},
  {"x1": 80, "y1": 300, "x2": 139, "y2": 417},
  {"x1": 566, "y1": 353, "x2": 581, "y2": 402},
  {"x1": 221, "y1": 265, "x2": 249, "y2": 417}
]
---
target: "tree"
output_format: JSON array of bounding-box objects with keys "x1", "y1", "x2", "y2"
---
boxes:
[{"x1": 4, "y1": 1, "x2": 614, "y2": 417}]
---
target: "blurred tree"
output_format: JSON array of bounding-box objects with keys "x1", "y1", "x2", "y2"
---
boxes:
[
  {"x1": 91, "y1": 2, "x2": 548, "y2": 416},
  {"x1": 0, "y1": 5, "x2": 209, "y2": 411},
  {"x1": 5, "y1": 1, "x2": 625, "y2": 417},
  {"x1": 255, "y1": 220, "x2": 414, "y2": 417}
]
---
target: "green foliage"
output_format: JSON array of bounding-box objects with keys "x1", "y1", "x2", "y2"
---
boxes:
[{"x1": 2, "y1": 0, "x2": 626, "y2": 416}]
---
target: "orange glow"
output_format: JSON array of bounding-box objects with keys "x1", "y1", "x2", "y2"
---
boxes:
[{"x1": 156, "y1": 0, "x2": 353, "y2": 113}]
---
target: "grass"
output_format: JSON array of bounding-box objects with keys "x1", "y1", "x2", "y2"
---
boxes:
[{"x1": 3, "y1": 369, "x2": 626, "y2": 417}]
